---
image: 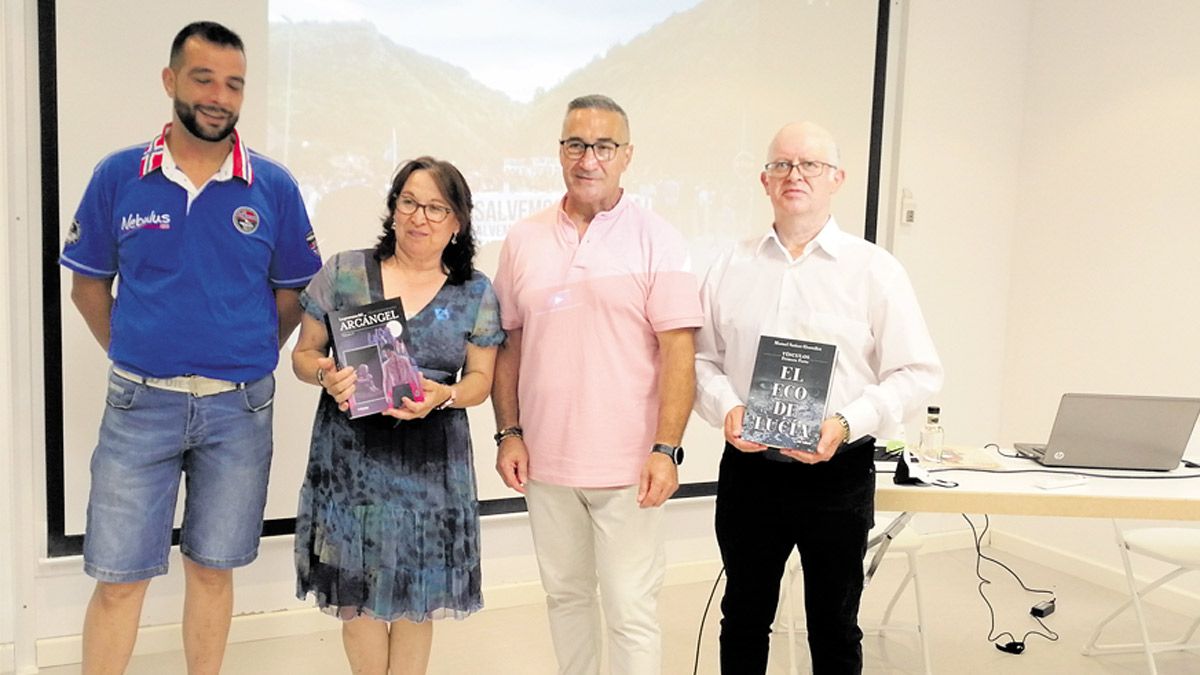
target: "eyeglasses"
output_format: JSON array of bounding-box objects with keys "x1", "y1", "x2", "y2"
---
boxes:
[
  {"x1": 763, "y1": 160, "x2": 838, "y2": 178},
  {"x1": 559, "y1": 139, "x2": 624, "y2": 162},
  {"x1": 395, "y1": 196, "x2": 453, "y2": 223}
]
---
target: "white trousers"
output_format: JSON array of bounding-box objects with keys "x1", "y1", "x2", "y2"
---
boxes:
[{"x1": 525, "y1": 480, "x2": 665, "y2": 675}]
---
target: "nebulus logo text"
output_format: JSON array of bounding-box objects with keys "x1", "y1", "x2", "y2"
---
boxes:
[{"x1": 120, "y1": 211, "x2": 172, "y2": 231}]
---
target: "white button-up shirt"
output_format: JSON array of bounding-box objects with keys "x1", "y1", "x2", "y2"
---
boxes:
[{"x1": 695, "y1": 217, "x2": 943, "y2": 442}]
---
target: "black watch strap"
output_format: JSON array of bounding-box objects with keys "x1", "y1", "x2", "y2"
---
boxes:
[{"x1": 651, "y1": 443, "x2": 684, "y2": 466}]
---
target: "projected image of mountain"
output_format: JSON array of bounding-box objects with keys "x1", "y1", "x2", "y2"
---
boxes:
[
  {"x1": 267, "y1": 0, "x2": 878, "y2": 247},
  {"x1": 267, "y1": 20, "x2": 522, "y2": 240},
  {"x1": 518, "y1": 0, "x2": 878, "y2": 241}
]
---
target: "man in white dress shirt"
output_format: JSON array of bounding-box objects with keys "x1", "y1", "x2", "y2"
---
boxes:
[{"x1": 694, "y1": 121, "x2": 943, "y2": 674}]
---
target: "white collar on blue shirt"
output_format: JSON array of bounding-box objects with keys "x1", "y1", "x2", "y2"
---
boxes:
[
  {"x1": 157, "y1": 139, "x2": 240, "y2": 210},
  {"x1": 160, "y1": 141, "x2": 237, "y2": 184}
]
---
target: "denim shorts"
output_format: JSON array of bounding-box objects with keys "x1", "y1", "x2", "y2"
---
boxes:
[{"x1": 83, "y1": 369, "x2": 276, "y2": 583}]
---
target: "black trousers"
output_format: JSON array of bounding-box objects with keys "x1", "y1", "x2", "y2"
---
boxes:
[{"x1": 715, "y1": 440, "x2": 876, "y2": 675}]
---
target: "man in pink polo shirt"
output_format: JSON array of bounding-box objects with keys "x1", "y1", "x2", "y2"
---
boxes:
[{"x1": 492, "y1": 94, "x2": 702, "y2": 674}]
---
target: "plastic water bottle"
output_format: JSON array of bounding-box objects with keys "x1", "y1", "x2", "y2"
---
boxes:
[{"x1": 919, "y1": 406, "x2": 944, "y2": 462}]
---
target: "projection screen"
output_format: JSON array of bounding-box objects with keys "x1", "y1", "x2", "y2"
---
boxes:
[{"x1": 42, "y1": 0, "x2": 889, "y2": 555}]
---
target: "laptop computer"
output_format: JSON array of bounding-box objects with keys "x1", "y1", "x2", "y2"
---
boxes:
[{"x1": 1013, "y1": 393, "x2": 1200, "y2": 471}]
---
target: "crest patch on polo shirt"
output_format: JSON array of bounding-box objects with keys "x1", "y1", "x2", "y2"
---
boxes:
[
  {"x1": 65, "y1": 218, "x2": 82, "y2": 245},
  {"x1": 306, "y1": 229, "x2": 321, "y2": 257},
  {"x1": 232, "y1": 206, "x2": 260, "y2": 234}
]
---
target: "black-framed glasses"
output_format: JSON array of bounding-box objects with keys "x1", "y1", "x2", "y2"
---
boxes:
[
  {"x1": 763, "y1": 160, "x2": 837, "y2": 178},
  {"x1": 395, "y1": 196, "x2": 453, "y2": 223},
  {"x1": 559, "y1": 139, "x2": 624, "y2": 161}
]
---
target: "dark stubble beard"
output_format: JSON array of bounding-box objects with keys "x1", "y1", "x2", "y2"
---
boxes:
[{"x1": 174, "y1": 98, "x2": 238, "y2": 143}]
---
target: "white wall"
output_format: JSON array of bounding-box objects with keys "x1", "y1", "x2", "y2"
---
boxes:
[
  {"x1": 1000, "y1": 0, "x2": 1200, "y2": 440},
  {"x1": 1, "y1": 3, "x2": 16, "y2": 656},
  {"x1": 995, "y1": 0, "x2": 1200, "y2": 586},
  {"x1": 888, "y1": 0, "x2": 1030, "y2": 534},
  {"x1": 891, "y1": 0, "x2": 1200, "y2": 600},
  {"x1": 891, "y1": 0, "x2": 1029, "y2": 445},
  {"x1": 3, "y1": 1, "x2": 38, "y2": 671}
]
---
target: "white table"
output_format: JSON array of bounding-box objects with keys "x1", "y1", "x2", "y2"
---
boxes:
[{"x1": 875, "y1": 451, "x2": 1200, "y2": 520}]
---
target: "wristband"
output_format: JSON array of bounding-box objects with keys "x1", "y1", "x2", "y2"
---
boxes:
[
  {"x1": 436, "y1": 387, "x2": 457, "y2": 410},
  {"x1": 316, "y1": 367, "x2": 326, "y2": 386},
  {"x1": 494, "y1": 425, "x2": 523, "y2": 445}
]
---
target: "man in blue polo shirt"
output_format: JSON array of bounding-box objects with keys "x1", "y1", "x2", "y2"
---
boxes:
[{"x1": 59, "y1": 21, "x2": 320, "y2": 674}]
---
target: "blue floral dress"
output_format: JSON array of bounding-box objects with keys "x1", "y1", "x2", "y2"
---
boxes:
[{"x1": 295, "y1": 249, "x2": 504, "y2": 621}]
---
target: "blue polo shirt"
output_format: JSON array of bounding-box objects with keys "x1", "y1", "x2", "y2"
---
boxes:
[{"x1": 60, "y1": 125, "x2": 322, "y2": 381}]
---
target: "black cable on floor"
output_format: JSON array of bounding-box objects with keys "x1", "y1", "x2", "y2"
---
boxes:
[
  {"x1": 963, "y1": 514, "x2": 1059, "y2": 651},
  {"x1": 693, "y1": 565, "x2": 725, "y2": 675}
]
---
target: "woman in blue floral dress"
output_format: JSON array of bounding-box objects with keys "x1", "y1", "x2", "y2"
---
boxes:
[{"x1": 291, "y1": 157, "x2": 503, "y2": 674}]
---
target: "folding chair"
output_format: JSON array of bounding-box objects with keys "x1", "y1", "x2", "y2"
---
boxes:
[{"x1": 1083, "y1": 523, "x2": 1200, "y2": 674}]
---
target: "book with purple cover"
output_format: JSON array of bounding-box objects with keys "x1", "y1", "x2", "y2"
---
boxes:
[{"x1": 325, "y1": 299, "x2": 423, "y2": 418}]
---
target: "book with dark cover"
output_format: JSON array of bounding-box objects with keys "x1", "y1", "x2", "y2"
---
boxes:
[
  {"x1": 742, "y1": 336, "x2": 837, "y2": 452},
  {"x1": 325, "y1": 299, "x2": 423, "y2": 418}
]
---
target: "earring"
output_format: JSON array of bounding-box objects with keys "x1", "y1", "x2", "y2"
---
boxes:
[{"x1": 451, "y1": 232, "x2": 458, "y2": 245}]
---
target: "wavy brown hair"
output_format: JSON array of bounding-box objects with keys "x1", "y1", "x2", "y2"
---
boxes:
[{"x1": 374, "y1": 156, "x2": 476, "y2": 285}]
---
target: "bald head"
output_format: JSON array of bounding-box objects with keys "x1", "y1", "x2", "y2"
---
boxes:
[
  {"x1": 767, "y1": 122, "x2": 840, "y2": 166},
  {"x1": 761, "y1": 121, "x2": 845, "y2": 227}
]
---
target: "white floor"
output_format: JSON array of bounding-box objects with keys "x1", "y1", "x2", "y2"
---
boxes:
[{"x1": 36, "y1": 546, "x2": 1199, "y2": 674}]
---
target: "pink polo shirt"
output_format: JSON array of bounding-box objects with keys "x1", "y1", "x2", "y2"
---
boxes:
[{"x1": 494, "y1": 194, "x2": 702, "y2": 488}]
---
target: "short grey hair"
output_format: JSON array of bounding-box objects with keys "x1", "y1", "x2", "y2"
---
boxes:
[{"x1": 565, "y1": 94, "x2": 630, "y2": 137}]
